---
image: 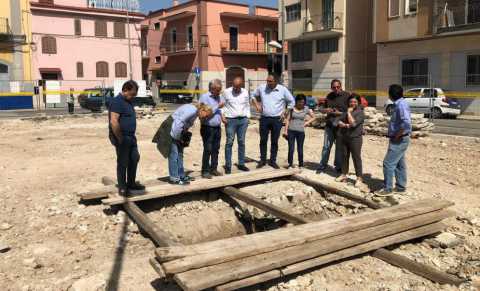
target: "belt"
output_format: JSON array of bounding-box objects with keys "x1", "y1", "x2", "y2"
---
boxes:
[
  {"x1": 201, "y1": 124, "x2": 221, "y2": 128},
  {"x1": 261, "y1": 115, "x2": 282, "y2": 119},
  {"x1": 226, "y1": 116, "x2": 247, "y2": 119},
  {"x1": 387, "y1": 133, "x2": 410, "y2": 138}
]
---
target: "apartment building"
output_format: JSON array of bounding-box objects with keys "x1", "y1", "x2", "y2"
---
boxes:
[
  {"x1": 143, "y1": 0, "x2": 280, "y2": 93},
  {"x1": 279, "y1": 0, "x2": 376, "y2": 94},
  {"x1": 374, "y1": 0, "x2": 480, "y2": 115}
]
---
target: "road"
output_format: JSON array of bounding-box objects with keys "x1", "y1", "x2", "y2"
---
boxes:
[{"x1": 432, "y1": 118, "x2": 480, "y2": 137}]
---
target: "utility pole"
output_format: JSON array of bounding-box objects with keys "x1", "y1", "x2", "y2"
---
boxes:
[
  {"x1": 280, "y1": 0, "x2": 286, "y2": 83},
  {"x1": 126, "y1": 1, "x2": 133, "y2": 80}
]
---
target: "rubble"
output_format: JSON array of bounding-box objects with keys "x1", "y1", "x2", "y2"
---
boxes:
[
  {"x1": 427, "y1": 232, "x2": 462, "y2": 248},
  {"x1": 70, "y1": 274, "x2": 106, "y2": 291}
]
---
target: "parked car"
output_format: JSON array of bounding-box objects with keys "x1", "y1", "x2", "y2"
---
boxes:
[
  {"x1": 78, "y1": 87, "x2": 114, "y2": 112},
  {"x1": 159, "y1": 85, "x2": 193, "y2": 103},
  {"x1": 384, "y1": 88, "x2": 461, "y2": 118}
]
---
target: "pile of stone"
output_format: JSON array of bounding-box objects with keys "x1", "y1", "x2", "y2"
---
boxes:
[{"x1": 134, "y1": 106, "x2": 166, "y2": 119}]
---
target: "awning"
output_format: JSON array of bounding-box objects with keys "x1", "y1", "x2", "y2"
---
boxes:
[
  {"x1": 39, "y1": 68, "x2": 61, "y2": 73},
  {"x1": 159, "y1": 11, "x2": 196, "y2": 22}
]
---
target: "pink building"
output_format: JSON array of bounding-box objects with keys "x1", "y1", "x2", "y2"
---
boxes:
[
  {"x1": 30, "y1": 0, "x2": 144, "y2": 91},
  {"x1": 143, "y1": 0, "x2": 281, "y2": 92}
]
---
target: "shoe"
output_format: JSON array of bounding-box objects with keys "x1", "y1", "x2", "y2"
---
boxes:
[
  {"x1": 169, "y1": 180, "x2": 190, "y2": 185},
  {"x1": 128, "y1": 182, "x2": 145, "y2": 191},
  {"x1": 182, "y1": 175, "x2": 195, "y2": 182},
  {"x1": 285, "y1": 164, "x2": 293, "y2": 169},
  {"x1": 315, "y1": 167, "x2": 325, "y2": 174},
  {"x1": 210, "y1": 169, "x2": 223, "y2": 177},
  {"x1": 374, "y1": 188, "x2": 394, "y2": 197},
  {"x1": 224, "y1": 166, "x2": 232, "y2": 175},
  {"x1": 335, "y1": 175, "x2": 348, "y2": 183},
  {"x1": 268, "y1": 161, "x2": 280, "y2": 169},
  {"x1": 237, "y1": 165, "x2": 250, "y2": 172},
  {"x1": 202, "y1": 172, "x2": 213, "y2": 179},
  {"x1": 335, "y1": 168, "x2": 342, "y2": 174},
  {"x1": 394, "y1": 187, "x2": 408, "y2": 195},
  {"x1": 118, "y1": 188, "x2": 128, "y2": 197},
  {"x1": 256, "y1": 161, "x2": 267, "y2": 169}
]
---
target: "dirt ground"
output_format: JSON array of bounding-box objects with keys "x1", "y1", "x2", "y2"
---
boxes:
[{"x1": 0, "y1": 113, "x2": 479, "y2": 291}]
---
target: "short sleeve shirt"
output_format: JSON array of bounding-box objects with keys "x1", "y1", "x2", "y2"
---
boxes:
[
  {"x1": 109, "y1": 94, "x2": 136, "y2": 136},
  {"x1": 254, "y1": 84, "x2": 295, "y2": 117},
  {"x1": 222, "y1": 87, "x2": 253, "y2": 118}
]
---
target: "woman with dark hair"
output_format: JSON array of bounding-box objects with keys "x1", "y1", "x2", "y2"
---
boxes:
[
  {"x1": 335, "y1": 93, "x2": 368, "y2": 190},
  {"x1": 284, "y1": 94, "x2": 316, "y2": 168}
]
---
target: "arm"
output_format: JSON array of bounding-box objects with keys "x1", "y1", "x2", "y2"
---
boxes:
[
  {"x1": 394, "y1": 103, "x2": 411, "y2": 140},
  {"x1": 252, "y1": 88, "x2": 262, "y2": 113},
  {"x1": 284, "y1": 110, "x2": 291, "y2": 135},
  {"x1": 110, "y1": 112, "x2": 123, "y2": 144},
  {"x1": 284, "y1": 88, "x2": 295, "y2": 109},
  {"x1": 304, "y1": 109, "x2": 317, "y2": 127}
]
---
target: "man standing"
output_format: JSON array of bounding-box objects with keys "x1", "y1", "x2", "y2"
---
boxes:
[
  {"x1": 376, "y1": 84, "x2": 412, "y2": 196},
  {"x1": 222, "y1": 77, "x2": 261, "y2": 174},
  {"x1": 199, "y1": 79, "x2": 224, "y2": 179},
  {"x1": 109, "y1": 80, "x2": 145, "y2": 196},
  {"x1": 254, "y1": 74, "x2": 295, "y2": 169},
  {"x1": 316, "y1": 79, "x2": 350, "y2": 174}
]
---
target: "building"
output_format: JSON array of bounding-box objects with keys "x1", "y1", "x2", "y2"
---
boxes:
[
  {"x1": 279, "y1": 0, "x2": 376, "y2": 96},
  {"x1": 143, "y1": 0, "x2": 281, "y2": 95},
  {"x1": 0, "y1": 0, "x2": 33, "y2": 109},
  {"x1": 374, "y1": 0, "x2": 480, "y2": 115},
  {"x1": 30, "y1": 0, "x2": 144, "y2": 94}
]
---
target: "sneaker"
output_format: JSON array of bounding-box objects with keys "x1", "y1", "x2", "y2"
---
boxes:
[
  {"x1": 210, "y1": 169, "x2": 223, "y2": 177},
  {"x1": 169, "y1": 180, "x2": 190, "y2": 186},
  {"x1": 285, "y1": 164, "x2": 294, "y2": 169},
  {"x1": 268, "y1": 161, "x2": 280, "y2": 169},
  {"x1": 315, "y1": 167, "x2": 325, "y2": 174},
  {"x1": 128, "y1": 182, "x2": 145, "y2": 191},
  {"x1": 182, "y1": 175, "x2": 195, "y2": 182},
  {"x1": 118, "y1": 188, "x2": 128, "y2": 197},
  {"x1": 256, "y1": 161, "x2": 267, "y2": 169},
  {"x1": 394, "y1": 187, "x2": 408, "y2": 195},
  {"x1": 201, "y1": 172, "x2": 213, "y2": 179},
  {"x1": 374, "y1": 188, "x2": 394, "y2": 197},
  {"x1": 237, "y1": 165, "x2": 250, "y2": 172},
  {"x1": 224, "y1": 166, "x2": 232, "y2": 175}
]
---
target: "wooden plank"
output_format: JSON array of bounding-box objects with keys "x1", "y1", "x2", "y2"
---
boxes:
[
  {"x1": 149, "y1": 258, "x2": 166, "y2": 279},
  {"x1": 155, "y1": 199, "x2": 452, "y2": 261},
  {"x1": 292, "y1": 174, "x2": 382, "y2": 209},
  {"x1": 220, "y1": 186, "x2": 307, "y2": 225},
  {"x1": 103, "y1": 168, "x2": 297, "y2": 206},
  {"x1": 371, "y1": 248, "x2": 466, "y2": 286},
  {"x1": 215, "y1": 222, "x2": 446, "y2": 291},
  {"x1": 123, "y1": 202, "x2": 180, "y2": 247},
  {"x1": 173, "y1": 210, "x2": 452, "y2": 290}
]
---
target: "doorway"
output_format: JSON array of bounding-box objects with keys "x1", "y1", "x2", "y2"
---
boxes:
[{"x1": 226, "y1": 66, "x2": 245, "y2": 88}]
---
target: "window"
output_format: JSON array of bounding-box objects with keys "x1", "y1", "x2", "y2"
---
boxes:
[
  {"x1": 229, "y1": 26, "x2": 238, "y2": 51},
  {"x1": 388, "y1": 0, "x2": 400, "y2": 18},
  {"x1": 76, "y1": 62, "x2": 84, "y2": 78},
  {"x1": 467, "y1": 55, "x2": 480, "y2": 86},
  {"x1": 115, "y1": 62, "x2": 127, "y2": 78},
  {"x1": 316, "y1": 38, "x2": 338, "y2": 53},
  {"x1": 402, "y1": 58, "x2": 428, "y2": 87},
  {"x1": 171, "y1": 28, "x2": 177, "y2": 51},
  {"x1": 114, "y1": 22, "x2": 125, "y2": 38},
  {"x1": 95, "y1": 21, "x2": 107, "y2": 37},
  {"x1": 405, "y1": 88, "x2": 421, "y2": 98},
  {"x1": 96, "y1": 61, "x2": 109, "y2": 78},
  {"x1": 405, "y1": 0, "x2": 417, "y2": 15},
  {"x1": 74, "y1": 19, "x2": 81, "y2": 36},
  {"x1": 0, "y1": 63, "x2": 8, "y2": 74},
  {"x1": 422, "y1": 88, "x2": 438, "y2": 98},
  {"x1": 154, "y1": 22, "x2": 160, "y2": 30},
  {"x1": 291, "y1": 41, "x2": 312, "y2": 62},
  {"x1": 41, "y1": 36, "x2": 57, "y2": 54},
  {"x1": 186, "y1": 25, "x2": 193, "y2": 50},
  {"x1": 285, "y1": 3, "x2": 301, "y2": 22},
  {"x1": 155, "y1": 56, "x2": 161, "y2": 64}
]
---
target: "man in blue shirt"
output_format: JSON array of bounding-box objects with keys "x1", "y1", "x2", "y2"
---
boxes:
[
  {"x1": 109, "y1": 80, "x2": 145, "y2": 196},
  {"x1": 254, "y1": 74, "x2": 295, "y2": 169},
  {"x1": 376, "y1": 84, "x2": 412, "y2": 197},
  {"x1": 198, "y1": 79, "x2": 225, "y2": 179}
]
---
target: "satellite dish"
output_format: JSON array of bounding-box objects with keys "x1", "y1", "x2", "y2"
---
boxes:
[{"x1": 268, "y1": 41, "x2": 282, "y2": 49}]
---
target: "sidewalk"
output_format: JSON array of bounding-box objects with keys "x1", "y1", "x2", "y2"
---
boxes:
[{"x1": 457, "y1": 115, "x2": 480, "y2": 121}]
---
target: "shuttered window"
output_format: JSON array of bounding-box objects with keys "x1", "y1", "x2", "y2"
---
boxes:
[
  {"x1": 96, "y1": 61, "x2": 109, "y2": 78},
  {"x1": 114, "y1": 22, "x2": 126, "y2": 38},
  {"x1": 76, "y1": 62, "x2": 84, "y2": 78},
  {"x1": 115, "y1": 62, "x2": 127, "y2": 78},
  {"x1": 74, "y1": 19, "x2": 81, "y2": 36},
  {"x1": 41, "y1": 36, "x2": 57, "y2": 54},
  {"x1": 95, "y1": 21, "x2": 107, "y2": 37},
  {"x1": 389, "y1": 0, "x2": 400, "y2": 17}
]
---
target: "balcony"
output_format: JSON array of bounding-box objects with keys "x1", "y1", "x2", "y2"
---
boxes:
[
  {"x1": 303, "y1": 12, "x2": 343, "y2": 36},
  {"x1": 434, "y1": 1, "x2": 480, "y2": 34},
  {"x1": 220, "y1": 40, "x2": 280, "y2": 55},
  {"x1": 0, "y1": 17, "x2": 26, "y2": 45},
  {"x1": 160, "y1": 41, "x2": 196, "y2": 56}
]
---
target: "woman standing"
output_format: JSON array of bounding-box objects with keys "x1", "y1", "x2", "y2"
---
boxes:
[
  {"x1": 284, "y1": 94, "x2": 316, "y2": 168},
  {"x1": 335, "y1": 94, "x2": 367, "y2": 190}
]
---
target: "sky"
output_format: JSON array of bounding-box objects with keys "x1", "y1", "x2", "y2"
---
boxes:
[{"x1": 139, "y1": 0, "x2": 277, "y2": 13}]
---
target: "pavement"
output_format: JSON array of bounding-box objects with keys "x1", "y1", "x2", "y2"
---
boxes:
[{"x1": 431, "y1": 118, "x2": 480, "y2": 138}]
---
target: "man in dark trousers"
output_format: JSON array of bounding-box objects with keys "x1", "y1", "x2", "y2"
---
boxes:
[
  {"x1": 316, "y1": 79, "x2": 350, "y2": 174},
  {"x1": 109, "y1": 80, "x2": 145, "y2": 196}
]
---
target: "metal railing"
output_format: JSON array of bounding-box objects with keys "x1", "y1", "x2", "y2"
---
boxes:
[
  {"x1": 0, "y1": 18, "x2": 11, "y2": 35},
  {"x1": 161, "y1": 41, "x2": 196, "y2": 54},
  {"x1": 434, "y1": 1, "x2": 480, "y2": 33},
  {"x1": 303, "y1": 12, "x2": 343, "y2": 33},
  {"x1": 220, "y1": 40, "x2": 279, "y2": 54}
]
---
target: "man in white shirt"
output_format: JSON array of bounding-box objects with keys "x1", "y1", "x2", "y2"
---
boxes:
[{"x1": 221, "y1": 77, "x2": 261, "y2": 174}]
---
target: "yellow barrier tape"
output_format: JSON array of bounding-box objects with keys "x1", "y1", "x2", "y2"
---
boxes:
[{"x1": 0, "y1": 92, "x2": 35, "y2": 96}]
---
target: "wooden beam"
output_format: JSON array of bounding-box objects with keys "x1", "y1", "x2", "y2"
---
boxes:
[
  {"x1": 215, "y1": 222, "x2": 446, "y2": 291},
  {"x1": 149, "y1": 257, "x2": 166, "y2": 279},
  {"x1": 123, "y1": 201, "x2": 180, "y2": 247},
  {"x1": 103, "y1": 168, "x2": 299, "y2": 206}
]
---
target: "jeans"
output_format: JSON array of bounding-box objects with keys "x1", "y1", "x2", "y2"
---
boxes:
[
  {"x1": 201, "y1": 125, "x2": 221, "y2": 173},
  {"x1": 114, "y1": 135, "x2": 140, "y2": 189},
  {"x1": 287, "y1": 130, "x2": 305, "y2": 167},
  {"x1": 339, "y1": 135, "x2": 363, "y2": 177},
  {"x1": 225, "y1": 117, "x2": 249, "y2": 169},
  {"x1": 319, "y1": 125, "x2": 342, "y2": 170},
  {"x1": 168, "y1": 141, "x2": 185, "y2": 182},
  {"x1": 259, "y1": 116, "x2": 283, "y2": 163},
  {"x1": 383, "y1": 136, "x2": 410, "y2": 191}
]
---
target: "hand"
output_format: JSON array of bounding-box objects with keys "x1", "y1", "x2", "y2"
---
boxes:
[
  {"x1": 304, "y1": 121, "x2": 309, "y2": 127},
  {"x1": 218, "y1": 101, "x2": 225, "y2": 108},
  {"x1": 324, "y1": 108, "x2": 333, "y2": 114},
  {"x1": 282, "y1": 132, "x2": 288, "y2": 139},
  {"x1": 338, "y1": 121, "x2": 346, "y2": 128},
  {"x1": 222, "y1": 116, "x2": 228, "y2": 125},
  {"x1": 348, "y1": 107, "x2": 354, "y2": 113}
]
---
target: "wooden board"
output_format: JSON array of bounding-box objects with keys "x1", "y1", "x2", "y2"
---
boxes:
[
  {"x1": 173, "y1": 210, "x2": 451, "y2": 290},
  {"x1": 103, "y1": 168, "x2": 299, "y2": 206},
  {"x1": 155, "y1": 199, "x2": 452, "y2": 262},
  {"x1": 215, "y1": 222, "x2": 446, "y2": 291}
]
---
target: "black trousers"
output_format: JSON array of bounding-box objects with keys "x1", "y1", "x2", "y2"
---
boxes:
[
  {"x1": 259, "y1": 116, "x2": 283, "y2": 163},
  {"x1": 114, "y1": 135, "x2": 140, "y2": 189},
  {"x1": 67, "y1": 102, "x2": 74, "y2": 114},
  {"x1": 201, "y1": 125, "x2": 221, "y2": 173},
  {"x1": 340, "y1": 135, "x2": 363, "y2": 177},
  {"x1": 287, "y1": 130, "x2": 305, "y2": 166}
]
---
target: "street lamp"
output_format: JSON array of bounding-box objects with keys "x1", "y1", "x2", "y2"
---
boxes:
[{"x1": 268, "y1": 41, "x2": 282, "y2": 75}]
